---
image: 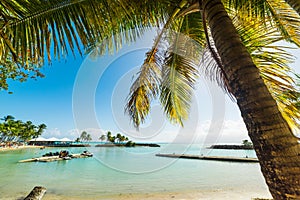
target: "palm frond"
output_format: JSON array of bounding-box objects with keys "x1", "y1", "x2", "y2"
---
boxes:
[
  {"x1": 233, "y1": 16, "x2": 300, "y2": 129},
  {"x1": 125, "y1": 0, "x2": 199, "y2": 128},
  {"x1": 225, "y1": 0, "x2": 300, "y2": 47},
  {"x1": 160, "y1": 23, "x2": 200, "y2": 125},
  {"x1": 125, "y1": 40, "x2": 164, "y2": 128}
]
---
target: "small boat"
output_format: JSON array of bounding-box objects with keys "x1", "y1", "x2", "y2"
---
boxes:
[{"x1": 63, "y1": 156, "x2": 72, "y2": 160}]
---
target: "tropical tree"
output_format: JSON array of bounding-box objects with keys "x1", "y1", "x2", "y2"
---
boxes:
[
  {"x1": 242, "y1": 139, "x2": 253, "y2": 147},
  {"x1": 1, "y1": 0, "x2": 300, "y2": 198},
  {"x1": 0, "y1": 116, "x2": 46, "y2": 142},
  {"x1": 125, "y1": 1, "x2": 300, "y2": 198},
  {"x1": 99, "y1": 134, "x2": 106, "y2": 142},
  {"x1": 106, "y1": 131, "x2": 112, "y2": 143},
  {"x1": 116, "y1": 133, "x2": 122, "y2": 143},
  {"x1": 86, "y1": 133, "x2": 92, "y2": 142},
  {"x1": 200, "y1": 1, "x2": 300, "y2": 198},
  {"x1": 80, "y1": 131, "x2": 88, "y2": 141},
  {"x1": 294, "y1": 75, "x2": 300, "y2": 109}
]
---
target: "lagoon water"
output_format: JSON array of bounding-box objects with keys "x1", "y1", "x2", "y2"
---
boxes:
[{"x1": 0, "y1": 144, "x2": 271, "y2": 199}]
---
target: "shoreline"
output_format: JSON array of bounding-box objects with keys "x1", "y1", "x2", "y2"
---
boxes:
[
  {"x1": 0, "y1": 145, "x2": 44, "y2": 152},
  {"x1": 41, "y1": 188, "x2": 272, "y2": 200}
]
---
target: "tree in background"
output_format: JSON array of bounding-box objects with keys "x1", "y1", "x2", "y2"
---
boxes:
[
  {"x1": 86, "y1": 133, "x2": 92, "y2": 142},
  {"x1": 80, "y1": 131, "x2": 88, "y2": 142},
  {"x1": 99, "y1": 134, "x2": 106, "y2": 142},
  {"x1": 0, "y1": 115, "x2": 47, "y2": 142},
  {"x1": 104, "y1": 131, "x2": 130, "y2": 144},
  {"x1": 242, "y1": 139, "x2": 253, "y2": 147},
  {"x1": 106, "y1": 131, "x2": 113, "y2": 143},
  {"x1": 79, "y1": 131, "x2": 92, "y2": 142}
]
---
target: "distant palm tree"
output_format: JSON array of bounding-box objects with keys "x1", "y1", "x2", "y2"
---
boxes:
[
  {"x1": 74, "y1": 137, "x2": 80, "y2": 143},
  {"x1": 1, "y1": 115, "x2": 15, "y2": 122},
  {"x1": 99, "y1": 134, "x2": 106, "y2": 142},
  {"x1": 106, "y1": 131, "x2": 112, "y2": 143},
  {"x1": 86, "y1": 134, "x2": 92, "y2": 142},
  {"x1": 80, "y1": 131, "x2": 88, "y2": 142},
  {"x1": 116, "y1": 133, "x2": 122, "y2": 143}
]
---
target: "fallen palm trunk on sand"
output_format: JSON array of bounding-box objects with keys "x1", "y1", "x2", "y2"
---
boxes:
[{"x1": 24, "y1": 186, "x2": 46, "y2": 200}]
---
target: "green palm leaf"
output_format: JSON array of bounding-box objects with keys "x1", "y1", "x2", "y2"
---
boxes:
[
  {"x1": 233, "y1": 15, "x2": 300, "y2": 129},
  {"x1": 125, "y1": 0, "x2": 196, "y2": 128},
  {"x1": 225, "y1": 0, "x2": 300, "y2": 47},
  {"x1": 160, "y1": 18, "x2": 200, "y2": 125}
]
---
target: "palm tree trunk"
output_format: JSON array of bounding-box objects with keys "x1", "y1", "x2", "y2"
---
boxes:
[
  {"x1": 285, "y1": 0, "x2": 300, "y2": 14},
  {"x1": 201, "y1": 0, "x2": 300, "y2": 199}
]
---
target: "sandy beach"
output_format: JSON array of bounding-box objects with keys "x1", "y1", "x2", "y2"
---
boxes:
[
  {"x1": 0, "y1": 145, "x2": 44, "y2": 151},
  {"x1": 42, "y1": 189, "x2": 272, "y2": 200}
]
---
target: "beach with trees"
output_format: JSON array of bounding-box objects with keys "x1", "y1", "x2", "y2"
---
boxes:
[
  {"x1": 0, "y1": 115, "x2": 46, "y2": 150},
  {"x1": 0, "y1": 0, "x2": 300, "y2": 199}
]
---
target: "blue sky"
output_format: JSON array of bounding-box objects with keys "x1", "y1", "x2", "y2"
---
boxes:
[{"x1": 1, "y1": 29, "x2": 300, "y2": 144}]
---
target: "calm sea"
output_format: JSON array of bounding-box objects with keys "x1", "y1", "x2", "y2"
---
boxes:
[{"x1": 0, "y1": 144, "x2": 270, "y2": 199}]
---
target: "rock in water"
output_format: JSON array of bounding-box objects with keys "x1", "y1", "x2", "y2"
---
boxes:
[{"x1": 24, "y1": 186, "x2": 46, "y2": 200}]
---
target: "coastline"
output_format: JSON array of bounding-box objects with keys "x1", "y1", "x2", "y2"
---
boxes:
[
  {"x1": 42, "y1": 188, "x2": 272, "y2": 200},
  {"x1": 0, "y1": 145, "x2": 44, "y2": 152}
]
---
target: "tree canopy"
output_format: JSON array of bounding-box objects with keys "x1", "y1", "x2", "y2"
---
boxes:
[{"x1": 0, "y1": 115, "x2": 47, "y2": 142}]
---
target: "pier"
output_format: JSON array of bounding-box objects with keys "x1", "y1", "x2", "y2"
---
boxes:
[{"x1": 156, "y1": 153, "x2": 259, "y2": 163}]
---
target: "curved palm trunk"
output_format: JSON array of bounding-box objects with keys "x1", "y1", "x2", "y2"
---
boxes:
[
  {"x1": 285, "y1": 0, "x2": 300, "y2": 14},
  {"x1": 201, "y1": 0, "x2": 300, "y2": 199}
]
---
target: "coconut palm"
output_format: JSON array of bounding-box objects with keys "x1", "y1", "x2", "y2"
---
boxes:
[
  {"x1": 1, "y1": 0, "x2": 300, "y2": 198},
  {"x1": 116, "y1": 133, "x2": 122, "y2": 143},
  {"x1": 1, "y1": 115, "x2": 15, "y2": 122},
  {"x1": 125, "y1": 1, "x2": 300, "y2": 198},
  {"x1": 86, "y1": 133, "x2": 92, "y2": 142},
  {"x1": 200, "y1": 1, "x2": 300, "y2": 198},
  {"x1": 106, "y1": 131, "x2": 112, "y2": 142},
  {"x1": 99, "y1": 134, "x2": 106, "y2": 142},
  {"x1": 80, "y1": 131, "x2": 88, "y2": 141}
]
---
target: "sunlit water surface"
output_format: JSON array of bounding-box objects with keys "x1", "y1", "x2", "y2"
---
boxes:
[{"x1": 0, "y1": 144, "x2": 270, "y2": 199}]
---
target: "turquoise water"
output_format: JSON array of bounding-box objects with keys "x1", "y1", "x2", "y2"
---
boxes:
[{"x1": 0, "y1": 144, "x2": 269, "y2": 199}]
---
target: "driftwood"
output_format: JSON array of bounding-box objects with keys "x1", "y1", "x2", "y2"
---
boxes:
[{"x1": 24, "y1": 186, "x2": 46, "y2": 200}]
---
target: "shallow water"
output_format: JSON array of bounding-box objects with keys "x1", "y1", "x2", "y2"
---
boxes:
[{"x1": 0, "y1": 144, "x2": 270, "y2": 199}]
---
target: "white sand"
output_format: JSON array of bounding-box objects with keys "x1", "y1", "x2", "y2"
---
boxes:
[
  {"x1": 0, "y1": 145, "x2": 43, "y2": 151},
  {"x1": 43, "y1": 188, "x2": 272, "y2": 200}
]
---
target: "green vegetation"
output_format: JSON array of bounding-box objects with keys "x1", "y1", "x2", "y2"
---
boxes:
[
  {"x1": 0, "y1": 115, "x2": 46, "y2": 143},
  {"x1": 103, "y1": 131, "x2": 133, "y2": 146},
  {"x1": 242, "y1": 140, "x2": 253, "y2": 148},
  {"x1": 1, "y1": 1, "x2": 300, "y2": 198},
  {"x1": 77, "y1": 131, "x2": 92, "y2": 142}
]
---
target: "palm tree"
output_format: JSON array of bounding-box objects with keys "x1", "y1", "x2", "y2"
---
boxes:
[
  {"x1": 74, "y1": 137, "x2": 80, "y2": 143},
  {"x1": 1, "y1": 115, "x2": 15, "y2": 122},
  {"x1": 99, "y1": 134, "x2": 106, "y2": 142},
  {"x1": 280, "y1": 0, "x2": 300, "y2": 16},
  {"x1": 34, "y1": 124, "x2": 47, "y2": 139},
  {"x1": 86, "y1": 134, "x2": 92, "y2": 142},
  {"x1": 1, "y1": 0, "x2": 300, "y2": 198},
  {"x1": 80, "y1": 131, "x2": 88, "y2": 142},
  {"x1": 200, "y1": 1, "x2": 300, "y2": 198},
  {"x1": 106, "y1": 131, "x2": 112, "y2": 143},
  {"x1": 116, "y1": 133, "x2": 122, "y2": 143}
]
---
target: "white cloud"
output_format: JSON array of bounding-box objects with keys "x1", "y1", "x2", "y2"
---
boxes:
[
  {"x1": 197, "y1": 119, "x2": 249, "y2": 144},
  {"x1": 41, "y1": 119, "x2": 249, "y2": 144},
  {"x1": 42, "y1": 128, "x2": 63, "y2": 138}
]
